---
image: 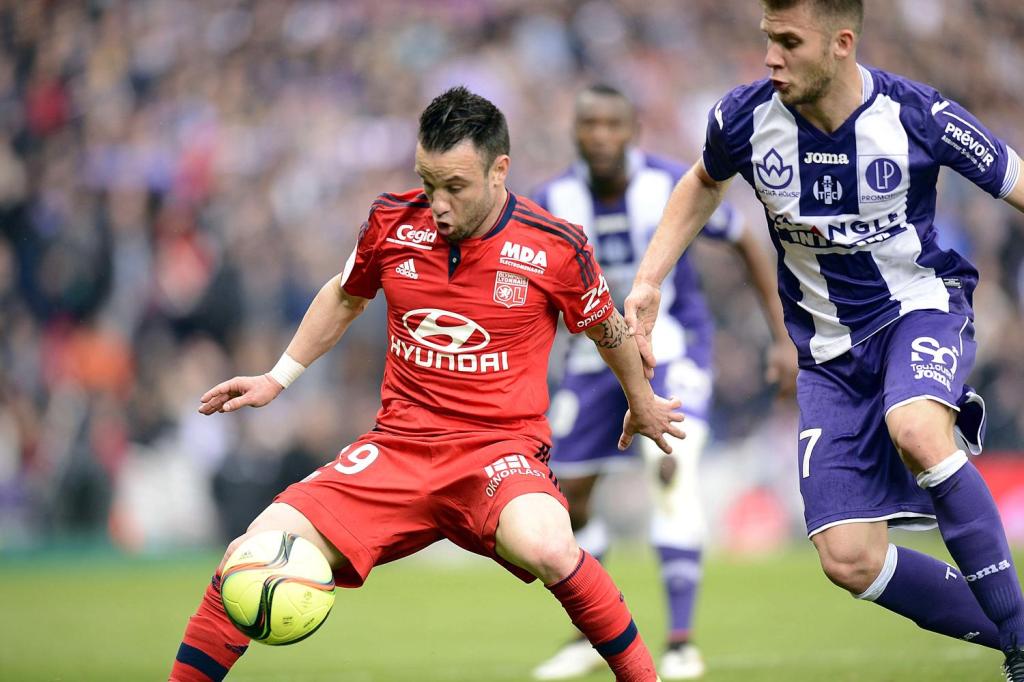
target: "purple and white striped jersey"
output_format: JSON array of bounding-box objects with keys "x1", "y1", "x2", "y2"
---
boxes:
[
  {"x1": 703, "y1": 65, "x2": 1020, "y2": 365},
  {"x1": 535, "y1": 148, "x2": 742, "y2": 374}
]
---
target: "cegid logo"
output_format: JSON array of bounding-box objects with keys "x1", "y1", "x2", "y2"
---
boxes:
[
  {"x1": 401, "y1": 309, "x2": 490, "y2": 352},
  {"x1": 396, "y1": 224, "x2": 436, "y2": 244},
  {"x1": 386, "y1": 224, "x2": 437, "y2": 250}
]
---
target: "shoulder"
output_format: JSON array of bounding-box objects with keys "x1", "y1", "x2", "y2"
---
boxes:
[
  {"x1": 510, "y1": 195, "x2": 593, "y2": 261},
  {"x1": 508, "y1": 196, "x2": 600, "y2": 288},
  {"x1": 869, "y1": 67, "x2": 941, "y2": 107},
  {"x1": 369, "y1": 189, "x2": 432, "y2": 221},
  {"x1": 715, "y1": 79, "x2": 776, "y2": 126},
  {"x1": 511, "y1": 195, "x2": 587, "y2": 246},
  {"x1": 868, "y1": 67, "x2": 945, "y2": 130},
  {"x1": 363, "y1": 189, "x2": 433, "y2": 238}
]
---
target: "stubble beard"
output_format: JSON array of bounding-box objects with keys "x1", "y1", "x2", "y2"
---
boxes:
[{"x1": 784, "y1": 50, "x2": 838, "y2": 107}]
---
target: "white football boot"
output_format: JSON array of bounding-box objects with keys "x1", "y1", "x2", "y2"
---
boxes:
[
  {"x1": 659, "y1": 643, "x2": 705, "y2": 679},
  {"x1": 531, "y1": 639, "x2": 604, "y2": 680}
]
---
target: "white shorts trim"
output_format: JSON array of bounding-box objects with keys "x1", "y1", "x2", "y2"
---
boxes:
[
  {"x1": 884, "y1": 394, "x2": 959, "y2": 419},
  {"x1": 807, "y1": 511, "x2": 937, "y2": 538}
]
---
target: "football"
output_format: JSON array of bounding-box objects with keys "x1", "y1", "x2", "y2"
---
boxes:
[{"x1": 219, "y1": 530, "x2": 336, "y2": 646}]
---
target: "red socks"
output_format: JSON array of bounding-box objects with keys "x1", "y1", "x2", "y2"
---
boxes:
[
  {"x1": 172, "y1": 555, "x2": 656, "y2": 682},
  {"x1": 169, "y1": 578, "x2": 250, "y2": 681},
  {"x1": 547, "y1": 551, "x2": 658, "y2": 681}
]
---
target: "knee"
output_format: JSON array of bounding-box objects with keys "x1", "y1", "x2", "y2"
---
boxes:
[
  {"x1": 887, "y1": 404, "x2": 956, "y2": 472},
  {"x1": 219, "y1": 533, "x2": 249, "y2": 571},
  {"x1": 816, "y1": 541, "x2": 885, "y2": 594},
  {"x1": 523, "y1": 532, "x2": 582, "y2": 584},
  {"x1": 890, "y1": 418, "x2": 941, "y2": 461}
]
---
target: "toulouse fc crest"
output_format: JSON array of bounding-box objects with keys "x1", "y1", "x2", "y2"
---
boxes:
[{"x1": 493, "y1": 270, "x2": 528, "y2": 308}]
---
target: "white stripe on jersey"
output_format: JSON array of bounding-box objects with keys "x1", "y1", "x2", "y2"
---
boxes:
[
  {"x1": 856, "y1": 96, "x2": 949, "y2": 321},
  {"x1": 545, "y1": 151, "x2": 687, "y2": 373}
]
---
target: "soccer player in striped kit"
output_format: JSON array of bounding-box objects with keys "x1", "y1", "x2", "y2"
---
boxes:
[
  {"x1": 531, "y1": 85, "x2": 795, "y2": 680},
  {"x1": 170, "y1": 87, "x2": 685, "y2": 682},
  {"x1": 624, "y1": 1, "x2": 1024, "y2": 678}
]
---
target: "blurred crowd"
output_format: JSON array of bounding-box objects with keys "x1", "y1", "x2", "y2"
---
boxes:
[{"x1": 1, "y1": 0, "x2": 1022, "y2": 550}]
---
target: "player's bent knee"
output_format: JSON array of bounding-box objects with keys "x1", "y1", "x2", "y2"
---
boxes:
[
  {"x1": 219, "y1": 502, "x2": 349, "y2": 573},
  {"x1": 886, "y1": 401, "x2": 956, "y2": 472},
  {"x1": 811, "y1": 525, "x2": 888, "y2": 594},
  {"x1": 495, "y1": 493, "x2": 581, "y2": 583},
  {"x1": 815, "y1": 542, "x2": 886, "y2": 594}
]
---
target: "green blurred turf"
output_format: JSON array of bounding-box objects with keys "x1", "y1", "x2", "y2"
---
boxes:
[{"x1": 0, "y1": 536, "x2": 1012, "y2": 681}]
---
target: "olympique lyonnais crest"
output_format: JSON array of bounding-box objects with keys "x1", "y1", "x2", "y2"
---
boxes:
[{"x1": 493, "y1": 270, "x2": 528, "y2": 308}]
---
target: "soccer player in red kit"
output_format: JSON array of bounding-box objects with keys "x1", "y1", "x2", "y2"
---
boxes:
[{"x1": 169, "y1": 86, "x2": 683, "y2": 682}]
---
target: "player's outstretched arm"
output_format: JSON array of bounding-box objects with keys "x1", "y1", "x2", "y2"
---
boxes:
[
  {"x1": 732, "y1": 227, "x2": 799, "y2": 396},
  {"x1": 625, "y1": 160, "x2": 731, "y2": 375},
  {"x1": 583, "y1": 309, "x2": 685, "y2": 454},
  {"x1": 198, "y1": 274, "x2": 370, "y2": 415}
]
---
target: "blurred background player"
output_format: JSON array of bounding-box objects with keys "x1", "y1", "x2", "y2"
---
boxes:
[
  {"x1": 625, "y1": 0, "x2": 1024, "y2": 678},
  {"x1": 531, "y1": 84, "x2": 796, "y2": 680}
]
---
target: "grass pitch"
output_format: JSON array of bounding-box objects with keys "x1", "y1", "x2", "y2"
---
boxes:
[{"x1": 0, "y1": 537, "x2": 1009, "y2": 680}]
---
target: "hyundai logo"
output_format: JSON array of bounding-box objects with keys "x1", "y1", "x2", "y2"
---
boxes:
[{"x1": 401, "y1": 309, "x2": 490, "y2": 353}]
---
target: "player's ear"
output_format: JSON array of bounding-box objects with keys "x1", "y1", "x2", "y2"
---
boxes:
[
  {"x1": 489, "y1": 154, "x2": 510, "y2": 185},
  {"x1": 834, "y1": 28, "x2": 856, "y2": 59}
]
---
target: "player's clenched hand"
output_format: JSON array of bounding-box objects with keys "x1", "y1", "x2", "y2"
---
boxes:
[
  {"x1": 623, "y1": 282, "x2": 661, "y2": 380},
  {"x1": 618, "y1": 394, "x2": 685, "y2": 454},
  {"x1": 764, "y1": 339, "x2": 799, "y2": 398},
  {"x1": 198, "y1": 375, "x2": 284, "y2": 415}
]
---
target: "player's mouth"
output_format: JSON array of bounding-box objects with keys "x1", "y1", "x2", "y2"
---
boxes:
[
  {"x1": 771, "y1": 79, "x2": 790, "y2": 93},
  {"x1": 434, "y1": 218, "x2": 452, "y2": 234}
]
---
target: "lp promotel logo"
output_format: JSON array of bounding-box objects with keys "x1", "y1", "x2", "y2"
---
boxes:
[{"x1": 401, "y1": 309, "x2": 490, "y2": 352}]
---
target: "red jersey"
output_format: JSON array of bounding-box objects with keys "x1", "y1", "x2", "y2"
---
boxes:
[{"x1": 341, "y1": 189, "x2": 615, "y2": 443}]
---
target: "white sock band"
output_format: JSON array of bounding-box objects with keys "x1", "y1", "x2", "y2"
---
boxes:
[
  {"x1": 268, "y1": 353, "x2": 306, "y2": 389},
  {"x1": 915, "y1": 450, "x2": 968, "y2": 489},
  {"x1": 855, "y1": 542, "x2": 898, "y2": 602}
]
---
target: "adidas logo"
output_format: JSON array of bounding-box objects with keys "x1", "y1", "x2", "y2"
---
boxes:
[{"x1": 395, "y1": 258, "x2": 419, "y2": 280}]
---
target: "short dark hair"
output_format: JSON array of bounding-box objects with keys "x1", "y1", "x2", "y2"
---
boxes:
[
  {"x1": 581, "y1": 83, "x2": 629, "y2": 101},
  {"x1": 418, "y1": 86, "x2": 510, "y2": 169},
  {"x1": 575, "y1": 83, "x2": 636, "y2": 119},
  {"x1": 761, "y1": 0, "x2": 864, "y2": 35}
]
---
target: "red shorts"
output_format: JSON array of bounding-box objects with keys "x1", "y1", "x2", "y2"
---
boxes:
[{"x1": 275, "y1": 429, "x2": 565, "y2": 588}]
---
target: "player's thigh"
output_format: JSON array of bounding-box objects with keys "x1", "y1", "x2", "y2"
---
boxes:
[
  {"x1": 882, "y1": 309, "x2": 976, "y2": 471},
  {"x1": 796, "y1": 360, "x2": 933, "y2": 536},
  {"x1": 885, "y1": 398, "x2": 957, "y2": 474},
  {"x1": 220, "y1": 502, "x2": 349, "y2": 574},
  {"x1": 494, "y1": 492, "x2": 578, "y2": 583}
]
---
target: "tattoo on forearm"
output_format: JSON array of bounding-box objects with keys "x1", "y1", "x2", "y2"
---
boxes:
[{"x1": 592, "y1": 313, "x2": 627, "y2": 349}]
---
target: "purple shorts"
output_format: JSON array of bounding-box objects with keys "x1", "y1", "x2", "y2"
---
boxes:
[
  {"x1": 798, "y1": 309, "x2": 977, "y2": 536},
  {"x1": 547, "y1": 357, "x2": 712, "y2": 477}
]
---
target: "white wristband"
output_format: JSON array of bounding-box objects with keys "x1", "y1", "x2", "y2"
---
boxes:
[{"x1": 268, "y1": 353, "x2": 306, "y2": 389}]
